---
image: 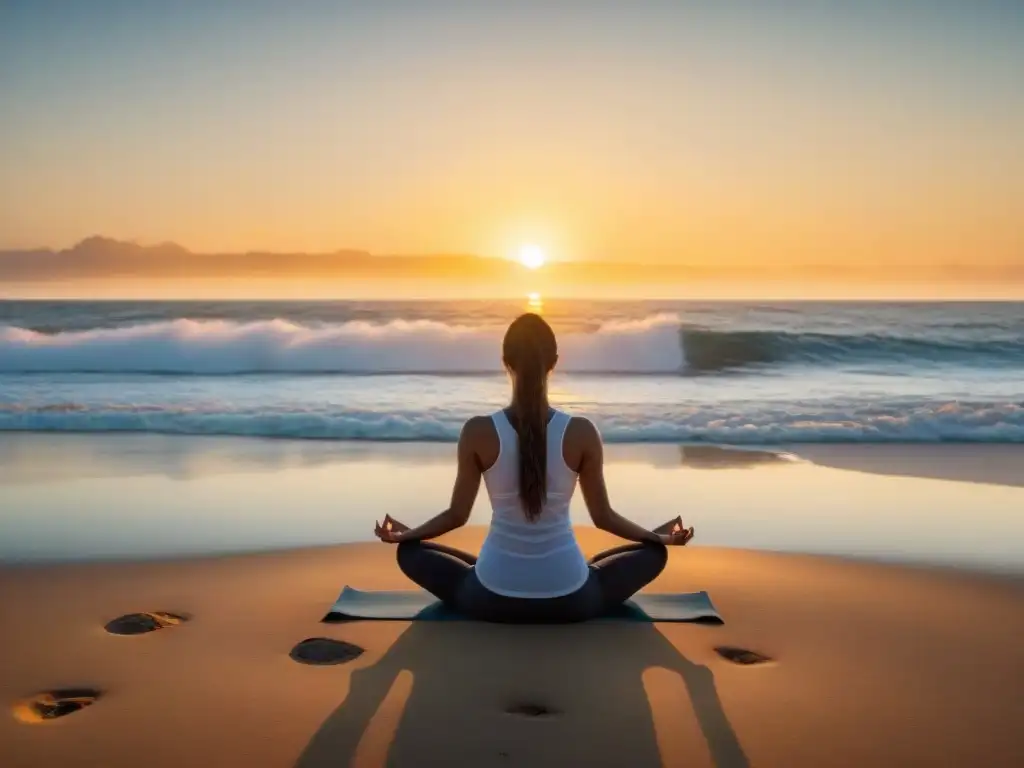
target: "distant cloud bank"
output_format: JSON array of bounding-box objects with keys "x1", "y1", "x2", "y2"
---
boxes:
[{"x1": 2, "y1": 237, "x2": 1020, "y2": 288}]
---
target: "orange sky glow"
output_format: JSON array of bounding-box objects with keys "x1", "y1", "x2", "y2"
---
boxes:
[{"x1": 1, "y1": 4, "x2": 1021, "y2": 299}]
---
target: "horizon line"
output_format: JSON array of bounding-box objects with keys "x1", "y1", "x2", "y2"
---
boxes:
[{"x1": 2, "y1": 235, "x2": 1021, "y2": 275}]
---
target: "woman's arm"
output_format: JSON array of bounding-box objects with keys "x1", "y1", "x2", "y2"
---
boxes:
[
  {"x1": 576, "y1": 418, "x2": 682, "y2": 545},
  {"x1": 382, "y1": 417, "x2": 486, "y2": 543}
]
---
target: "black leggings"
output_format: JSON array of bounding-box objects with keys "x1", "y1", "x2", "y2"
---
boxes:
[{"x1": 396, "y1": 540, "x2": 668, "y2": 623}]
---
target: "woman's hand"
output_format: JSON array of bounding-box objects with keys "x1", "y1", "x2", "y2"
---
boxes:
[
  {"x1": 653, "y1": 516, "x2": 695, "y2": 546},
  {"x1": 373, "y1": 514, "x2": 410, "y2": 544}
]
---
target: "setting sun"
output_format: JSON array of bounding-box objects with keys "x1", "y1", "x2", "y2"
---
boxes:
[{"x1": 518, "y1": 244, "x2": 546, "y2": 270}]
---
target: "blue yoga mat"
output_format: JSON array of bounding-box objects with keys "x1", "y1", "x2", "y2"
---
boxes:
[{"x1": 324, "y1": 586, "x2": 723, "y2": 623}]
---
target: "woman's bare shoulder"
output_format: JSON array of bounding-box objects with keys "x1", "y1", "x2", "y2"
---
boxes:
[
  {"x1": 462, "y1": 415, "x2": 500, "y2": 470},
  {"x1": 461, "y1": 414, "x2": 495, "y2": 439},
  {"x1": 565, "y1": 415, "x2": 600, "y2": 443},
  {"x1": 562, "y1": 416, "x2": 601, "y2": 472}
]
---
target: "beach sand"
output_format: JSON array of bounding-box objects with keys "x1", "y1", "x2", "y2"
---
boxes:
[
  {"x1": 1, "y1": 527, "x2": 1021, "y2": 768},
  {"x1": 4, "y1": 434, "x2": 1024, "y2": 572},
  {"x1": 792, "y1": 443, "x2": 1024, "y2": 488}
]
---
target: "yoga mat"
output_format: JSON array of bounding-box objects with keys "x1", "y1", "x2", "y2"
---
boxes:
[{"x1": 324, "y1": 586, "x2": 723, "y2": 624}]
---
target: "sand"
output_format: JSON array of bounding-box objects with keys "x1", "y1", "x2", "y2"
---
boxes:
[
  {"x1": 1, "y1": 527, "x2": 1022, "y2": 768},
  {"x1": 791, "y1": 443, "x2": 1024, "y2": 488}
]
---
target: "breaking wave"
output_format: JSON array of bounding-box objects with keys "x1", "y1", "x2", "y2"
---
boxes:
[
  {"x1": 2, "y1": 316, "x2": 1022, "y2": 374},
  {"x1": 0, "y1": 316, "x2": 684, "y2": 374}
]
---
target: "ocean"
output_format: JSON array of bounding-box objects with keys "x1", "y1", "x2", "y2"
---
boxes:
[{"x1": 1, "y1": 299, "x2": 1022, "y2": 444}]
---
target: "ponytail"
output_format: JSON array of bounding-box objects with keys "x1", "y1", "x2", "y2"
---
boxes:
[
  {"x1": 514, "y1": 344, "x2": 548, "y2": 521},
  {"x1": 502, "y1": 313, "x2": 558, "y2": 522}
]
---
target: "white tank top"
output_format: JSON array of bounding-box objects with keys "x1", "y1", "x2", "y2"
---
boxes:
[{"x1": 474, "y1": 408, "x2": 590, "y2": 598}]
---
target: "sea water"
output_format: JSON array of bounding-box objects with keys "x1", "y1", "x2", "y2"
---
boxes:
[{"x1": 1, "y1": 300, "x2": 1022, "y2": 444}]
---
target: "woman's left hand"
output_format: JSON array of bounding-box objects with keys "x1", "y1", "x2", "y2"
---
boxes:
[
  {"x1": 652, "y1": 515, "x2": 695, "y2": 546},
  {"x1": 374, "y1": 514, "x2": 410, "y2": 544},
  {"x1": 653, "y1": 516, "x2": 684, "y2": 536}
]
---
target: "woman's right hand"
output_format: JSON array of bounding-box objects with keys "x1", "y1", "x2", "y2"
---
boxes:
[{"x1": 373, "y1": 514, "x2": 410, "y2": 544}]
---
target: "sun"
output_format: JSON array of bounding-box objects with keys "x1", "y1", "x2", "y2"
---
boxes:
[{"x1": 518, "y1": 244, "x2": 546, "y2": 270}]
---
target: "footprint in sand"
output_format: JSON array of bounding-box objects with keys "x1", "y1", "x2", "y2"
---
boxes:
[
  {"x1": 504, "y1": 702, "x2": 560, "y2": 718},
  {"x1": 104, "y1": 611, "x2": 188, "y2": 635},
  {"x1": 290, "y1": 637, "x2": 365, "y2": 665},
  {"x1": 714, "y1": 646, "x2": 774, "y2": 665},
  {"x1": 12, "y1": 689, "x2": 101, "y2": 724}
]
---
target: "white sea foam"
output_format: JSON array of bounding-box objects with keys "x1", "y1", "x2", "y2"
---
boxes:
[
  {"x1": 1, "y1": 401, "x2": 1021, "y2": 443},
  {"x1": 2, "y1": 310, "x2": 1023, "y2": 443},
  {"x1": 0, "y1": 317, "x2": 684, "y2": 374}
]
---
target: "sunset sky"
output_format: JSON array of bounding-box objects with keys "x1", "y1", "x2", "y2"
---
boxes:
[{"x1": 1, "y1": 1, "x2": 1022, "y2": 297}]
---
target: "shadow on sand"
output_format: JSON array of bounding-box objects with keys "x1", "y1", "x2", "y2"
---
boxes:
[
  {"x1": 296, "y1": 620, "x2": 748, "y2": 768},
  {"x1": 678, "y1": 445, "x2": 796, "y2": 469}
]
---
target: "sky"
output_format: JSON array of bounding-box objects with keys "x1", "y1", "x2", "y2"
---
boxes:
[{"x1": 0, "y1": 1, "x2": 1022, "y2": 291}]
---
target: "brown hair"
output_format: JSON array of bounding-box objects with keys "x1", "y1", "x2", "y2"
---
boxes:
[{"x1": 502, "y1": 313, "x2": 558, "y2": 521}]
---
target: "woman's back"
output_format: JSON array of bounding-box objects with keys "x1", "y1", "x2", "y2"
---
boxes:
[{"x1": 475, "y1": 408, "x2": 590, "y2": 598}]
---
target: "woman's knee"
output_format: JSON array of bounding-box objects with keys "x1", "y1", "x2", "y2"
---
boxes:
[
  {"x1": 645, "y1": 540, "x2": 669, "y2": 575},
  {"x1": 395, "y1": 539, "x2": 423, "y2": 575}
]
